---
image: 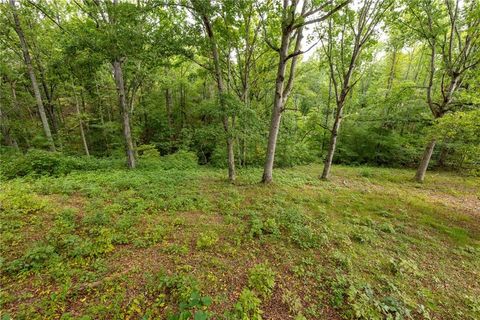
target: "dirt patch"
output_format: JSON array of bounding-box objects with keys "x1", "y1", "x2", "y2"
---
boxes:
[{"x1": 424, "y1": 192, "x2": 480, "y2": 217}]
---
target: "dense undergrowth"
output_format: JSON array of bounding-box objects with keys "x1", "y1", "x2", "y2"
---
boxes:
[
  {"x1": 0, "y1": 149, "x2": 198, "y2": 179},
  {"x1": 0, "y1": 154, "x2": 479, "y2": 319}
]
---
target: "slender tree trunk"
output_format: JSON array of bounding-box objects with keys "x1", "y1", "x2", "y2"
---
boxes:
[
  {"x1": 385, "y1": 47, "x2": 397, "y2": 98},
  {"x1": 180, "y1": 84, "x2": 186, "y2": 129},
  {"x1": 72, "y1": 83, "x2": 90, "y2": 156},
  {"x1": 198, "y1": 8, "x2": 236, "y2": 181},
  {"x1": 415, "y1": 139, "x2": 436, "y2": 182},
  {"x1": 321, "y1": 39, "x2": 357, "y2": 180},
  {"x1": 415, "y1": 41, "x2": 438, "y2": 182},
  {"x1": 225, "y1": 117, "x2": 236, "y2": 181},
  {"x1": 322, "y1": 77, "x2": 333, "y2": 152},
  {"x1": 413, "y1": 50, "x2": 424, "y2": 83},
  {"x1": 262, "y1": 31, "x2": 290, "y2": 184},
  {"x1": 404, "y1": 49, "x2": 414, "y2": 80},
  {"x1": 9, "y1": 0, "x2": 55, "y2": 151},
  {"x1": 113, "y1": 60, "x2": 136, "y2": 169},
  {"x1": 38, "y1": 66, "x2": 58, "y2": 133},
  {"x1": 165, "y1": 88, "x2": 174, "y2": 152},
  {"x1": 321, "y1": 98, "x2": 345, "y2": 180}
]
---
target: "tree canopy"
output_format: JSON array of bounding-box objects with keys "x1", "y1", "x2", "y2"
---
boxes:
[{"x1": 1, "y1": 0, "x2": 479, "y2": 181}]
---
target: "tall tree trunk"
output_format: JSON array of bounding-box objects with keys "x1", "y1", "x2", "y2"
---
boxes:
[
  {"x1": 72, "y1": 83, "x2": 90, "y2": 156},
  {"x1": 404, "y1": 49, "x2": 414, "y2": 80},
  {"x1": 262, "y1": 31, "x2": 290, "y2": 184},
  {"x1": 262, "y1": 6, "x2": 305, "y2": 184},
  {"x1": 9, "y1": 0, "x2": 55, "y2": 151},
  {"x1": 113, "y1": 60, "x2": 136, "y2": 169},
  {"x1": 415, "y1": 41, "x2": 438, "y2": 182},
  {"x1": 321, "y1": 98, "x2": 345, "y2": 180},
  {"x1": 413, "y1": 49, "x2": 424, "y2": 83},
  {"x1": 38, "y1": 65, "x2": 58, "y2": 133},
  {"x1": 225, "y1": 117, "x2": 236, "y2": 181},
  {"x1": 165, "y1": 87, "x2": 174, "y2": 152},
  {"x1": 180, "y1": 84, "x2": 186, "y2": 130},
  {"x1": 322, "y1": 77, "x2": 333, "y2": 152},
  {"x1": 198, "y1": 8, "x2": 236, "y2": 181},
  {"x1": 385, "y1": 47, "x2": 397, "y2": 98},
  {"x1": 322, "y1": 38, "x2": 357, "y2": 180},
  {"x1": 415, "y1": 139, "x2": 436, "y2": 182}
]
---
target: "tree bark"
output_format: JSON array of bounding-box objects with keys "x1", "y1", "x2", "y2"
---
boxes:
[
  {"x1": 262, "y1": 0, "x2": 308, "y2": 183},
  {"x1": 385, "y1": 47, "x2": 397, "y2": 98},
  {"x1": 197, "y1": 6, "x2": 236, "y2": 181},
  {"x1": 321, "y1": 98, "x2": 345, "y2": 180},
  {"x1": 262, "y1": 30, "x2": 291, "y2": 184},
  {"x1": 72, "y1": 83, "x2": 90, "y2": 156},
  {"x1": 415, "y1": 139, "x2": 436, "y2": 182},
  {"x1": 113, "y1": 60, "x2": 136, "y2": 169},
  {"x1": 322, "y1": 77, "x2": 333, "y2": 152},
  {"x1": 165, "y1": 87, "x2": 174, "y2": 152},
  {"x1": 38, "y1": 63, "x2": 58, "y2": 133},
  {"x1": 10, "y1": 0, "x2": 55, "y2": 151}
]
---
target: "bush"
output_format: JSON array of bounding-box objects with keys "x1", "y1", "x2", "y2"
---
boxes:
[
  {"x1": 137, "y1": 144, "x2": 161, "y2": 159},
  {"x1": 196, "y1": 231, "x2": 219, "y2": 250},
  {"x1": 139, "y1": 150, "x2": 199, "y2": 170},
  {"x1": 247, "y1": 263, "x2": 276, "y2": 299},
  {"x1": 161, "y1": 150, "x2": 198, "y2": 170},
  {"x1": 234, "y1": 288, "x2": 263, "y2": 320},
  {"x1": 0, "y1": 149, "x2": 122, "y2": 179},
  {"x1": 278, "y1": 208, "x2": 321, "y2": 249},
  {"x1": 6, "y1": 243, "x2": 59, "y2": 273}
]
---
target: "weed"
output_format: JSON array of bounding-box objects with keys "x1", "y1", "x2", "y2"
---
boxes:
[
  {"x1": 388, "y1": 258, "x2": 420, "y2": 277},
  {"x1": 196, "y1": 231, "x2": 219, "y2": 250},
  {"x1": 247, "y1": 263, "x2": 276, "y2": 299},
  {"x1": 233, "y1": 288, "x2": 263, "y2": 320},
  {"x1": 350, "y1": 226, "x2": 375, "y2": 244},
  {"x1": 281, "y1": 288, "x2": 303, "y2": 316},
  {"x1": 164, "y1": 244, "x2": 189, "y2": 255}
]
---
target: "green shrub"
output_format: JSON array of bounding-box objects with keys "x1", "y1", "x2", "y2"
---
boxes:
[
  {"x1": 133, "y1": 224, "x2": 168, "y2": 248},
  {"x1": 277, "y1": 208, "x2": 320, "y2": 249},
  {"x1": 262, "y1": 218, "x2": 280, "y2": 236},
  {"x1": 139, "y1": 150, "x2": 198, "y2": 170},
  {"x1": 248, "y1": 215, "x2": 264, "y2": 238},
  {"x1": 196, "y1": 231, "x2": 219, "y2": 250},
  {"x1": 0, "y1": 149, "x2": 122, "y2": 179},
  {"x1": 163, "y1": 244, "x2": 189, "y2": 255},
  {"x1": 137, "y1": 144, "x2": 160, "y2": 159},
  {"x1": 7, "y1": 243, "x2": 59, "y2": 273},
  {"x1": 73, "y1": 228, "x2": 115, "y2": 258},
  {"x1": 247, "y1": 263, "x2": 276, "y2": 299},
  {"x1": 152, "y1": 272, "x2": 200, "y2": 305},
  {"x1": 169, "y1": 291, "x2": 212, "y2": 320},
  {"x1": 233, "y1": 288, "x2": 263, "y2": 320},
  {"x1": 330, "y1": 274, "x2": 414, "y2": 320}
]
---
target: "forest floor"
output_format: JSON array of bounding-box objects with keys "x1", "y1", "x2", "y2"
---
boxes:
[{"x1": 1, "y1": 164, "x2": 479, "y2": 319}]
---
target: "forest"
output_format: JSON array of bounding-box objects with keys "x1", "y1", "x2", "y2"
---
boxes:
[{"x1": 0, "y1": 0, "x2": 479, "y2": 319}]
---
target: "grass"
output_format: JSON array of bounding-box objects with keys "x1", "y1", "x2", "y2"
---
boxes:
[{"x1": 1, "y1": 164, "x2": 479, "y2": 319}]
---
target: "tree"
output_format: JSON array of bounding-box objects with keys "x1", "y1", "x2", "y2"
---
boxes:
[
  {"x1": 190, "y1": 0, "x2": 236, "y2": 181},
  {"x1": 9, "y1": 0, "x2": 55, "y2": 151},
  {"x1": 260, "y1": 0, "x2": 351, "y2": 183},
  {"x1": 400, "y1": 0, "x2": 480, "y2": 182},
  {"x1": 320, "y1": 0, "x2": 393, "y2": 179}
]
